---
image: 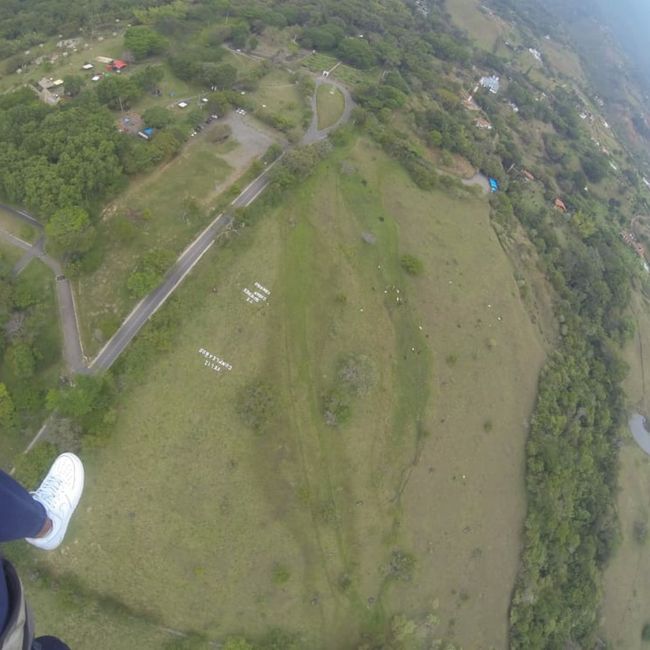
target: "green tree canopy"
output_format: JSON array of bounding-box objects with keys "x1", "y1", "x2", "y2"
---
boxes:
[
  {"x1": 45, "y1": 206, "x2": 95, "y2": 256},
  {"x1": 0, "y1": 383, "x2": 15, "y2": 430},
  {"x1": 201, "y1": 63, "x2": 237, "y2": 89},
  {"x1": 124, "y1": 25, "x2": 167, "y2": 60},
  {"x1": 142, "y1": 106, "x2": 174, "y2": 129},
  {"x1": 337, "y1": 37, "x2": 376, "y2": 69}
]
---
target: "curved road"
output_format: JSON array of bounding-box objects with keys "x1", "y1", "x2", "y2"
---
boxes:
[
  {"x1": 304, "y1": 76, "x2": 355, "y2": 145},
  {"x1": 0, "y1": 207, "x2": 84, "y2": 373}
]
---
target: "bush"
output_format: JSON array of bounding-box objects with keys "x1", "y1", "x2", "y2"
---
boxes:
[
  {"x1": 400, "y1": 254, "x2": 423, "y2": 276},
  {"x1": 236, "y1": 380, "x2": 276, "y2": 433},
  {"x1": 272, "y1": 563, "x2": 290, "y2": 584},
  {"x1": 643, "y1": 623, "x2": 650, "y2": 642},
  {"x1": 13, "y1": 442, "x2": 59, "y2": 488},
  {"x1": 388, "y1": 549, "x2": 415, "y2": 581},
  {"x1": 634, "y1": 520, "x2": 648, "y2": 544}
]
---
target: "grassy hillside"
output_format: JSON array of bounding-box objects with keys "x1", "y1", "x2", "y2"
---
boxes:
[
  {"x1": 602, "y1": 289, "x2": 650, "y2": 649},
  {"x1": 13, "y1": 138, "x2": 547, "y2": 649}
]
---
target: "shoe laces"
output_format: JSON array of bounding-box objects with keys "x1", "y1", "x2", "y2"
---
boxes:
[{"x1": 34, "y1": 475, "x2": 68, "y2": 512}]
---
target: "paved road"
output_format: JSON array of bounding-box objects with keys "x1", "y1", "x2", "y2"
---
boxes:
[
  {"x1": 0, "y1": 218, "x2": 85, "y2": 373},
  {"x1": 304, "y1": 76, "x2": 355, "y2": 144},
  {"x1": 5, "y1": 77, "x2": 355, "y2": 456},
  {"x1": 89, "y1": 167, "x2": 276, "y2": 372}
]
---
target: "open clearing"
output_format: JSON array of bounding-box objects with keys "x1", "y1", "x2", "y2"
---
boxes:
[
  {"x1": 446, "y1": 0, "x2": 506, "y2": 50},
  {"x1": 252, "y1": 68, "x2": 305, "y2": 130},
  {"x1": 0, "y1": 207, "x2": 38, "y2": 243},
  {"x1": 76, "y1": 115, "x2": 277, "y2": 356},
  {"x1": 22, "y1": 138, "x2": 545, "y2": 649},
  {"x1": 602, "y1": 289, "x2": 650, "y2": 649},
  {"x1": 316, "y1": 84, "x2": 345, "y2": 130}
]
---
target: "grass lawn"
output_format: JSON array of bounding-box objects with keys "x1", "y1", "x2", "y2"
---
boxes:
[
  {"x1": 75, "y1": 112, "x2": 279, "y2": 357},
  {"x1": 251, "y1": 68, "x2": 305, "y2": 128},
  {"x1": 16, "y1": 137, "x2": 546, "y2": 649},
  {"x1": 0, "y1": 240, "x2": 24, "y2": 270},
  {"x1": 0, "y1": 207, "x2": 39, "y2": 243},
  {"x1": 0, "y1": 34, "x2": 125, "y2": 94},
  {"x1": 446, "y1": 0, "x2": 506, "y2": 50},
  {"x1": 602, "y1": 289, "x2": 650, "y2": 648},
  {"x1": 540, "y1": 40, "x2": 587, "y2": 85},
  {"x1": 301, "y1": 52, "x2": 339, "y2": 74},
  {"x1": 316, "y1": 83, "x2": 345, "y2": 130},
  {"x1": 76, "y1": 130, "x2": 235, "y2": 356}
]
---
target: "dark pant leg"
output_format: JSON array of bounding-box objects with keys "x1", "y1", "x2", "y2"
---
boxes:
[
  {"x1": 0, "y1": 564, "x2": 7, "y2": 637},
  {"x1": 0, "y1": 471, "x2": 47, "y2": 637},
  {"x1": 32, "y1": 636, "x2": 71, "y2": 650},
  {"x1": 0, "y1": 470, "x2": 47, "y2": 542}
]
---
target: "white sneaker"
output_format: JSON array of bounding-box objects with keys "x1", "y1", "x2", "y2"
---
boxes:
[{"x1": 26, "y1": 453, "x2": 85, "y2": 551}]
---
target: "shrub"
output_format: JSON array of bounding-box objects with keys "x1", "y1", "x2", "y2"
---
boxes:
[
  {"x1": 13, "y1": 442, "x2": 59, "y2": 487},
  {"x1": 634, "y1": 520, "x2": 648, "y2": 544},
  {"x1": 400, "y1": 254, "x2": 424, "y2": 276},
  {"x1": 388, "y1": 549, "x2": 415, "y2": 581},
  {"x1": 272, "y1": 563, "x2": 290, "y2": 584},
  {"x1": 643, "y1": 623, "x2": 650, "y2": 642},
  {"x1": 236, "y1": 380, "x2": 276, "y2": 433}
]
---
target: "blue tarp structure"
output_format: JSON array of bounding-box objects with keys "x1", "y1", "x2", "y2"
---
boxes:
[
  {"x1": 142, "y1": 127, "x2": 154, "y2": 137},
  {"x1": 488, "y1": 177, "x2": 499, "y2": 192}
]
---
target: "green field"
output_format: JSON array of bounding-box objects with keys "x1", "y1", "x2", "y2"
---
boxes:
[
  {"x1": 76, "y1": 131, "x2": 235, "y2": 356},
  {"x1": 0, "y1": 208, "x2": 39, "y2": 243},
  {"x1": 316, "y1": 83, "x2": 345, "y2": 130},
  {"x1": 15, "y1": 137, "x2": 546, "y2": 648},
  {"x1": 602, "y1": 289, "x2": 650, "y2": 648},
  {"x1": 251, "y1": 68, "x2": 305, "y2": 130},
  {"x1": 446, "y1": 0, "x2": 506, "y2": 50}
]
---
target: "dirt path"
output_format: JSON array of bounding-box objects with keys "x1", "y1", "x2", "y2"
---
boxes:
[{"x1": 460, "y1": 172, "x2": 491, "y2": 193}]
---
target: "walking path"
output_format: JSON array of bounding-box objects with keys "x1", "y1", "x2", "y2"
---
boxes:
[{"x1": 304, "y1": 76, "x2": 355, "y2": 144}]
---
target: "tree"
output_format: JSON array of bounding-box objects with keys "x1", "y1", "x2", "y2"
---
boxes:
[
  {"x1": 46, "y1": 375, "x2": 106, "y2": 422},
  {"x1": 124, "y1": 26, "x2": 167, "y2": 60},
  {"x1": 142, "y1": 106, "x2": 174, "y2": 129},
  {"x1": 127, "y1": 249, "x2": 175, "y2": 298},
  {"x1": 96, "y1": 75, "x2": 141, "y2": 110},
  {"x1": 337, "y1": 38, "x2": 376, "y2": 69},
  {"x1": 230, "y1": 23, "x2": 250, "y2": 49},
  {"x1": 45, "y1": 206, "x2": 95, "y2": 256},
  {"x1": 132, "y1": 65, "x2": 164, "y2": 92},
  {"x1": 6, "y1": 343, "x2": 35, "y2": 379},
  {"x1": 205, "y1": 91, "x2": 231, "y2": 117},
  {"x1": 201, "y1": 63, "x2": 237, "y2": 90},
  {"x1": 0, "y1": 383, "x2": 15, "y2": 430},
  {"x1": 63, "y1": 75, "x2": 84, "y2": 97}
]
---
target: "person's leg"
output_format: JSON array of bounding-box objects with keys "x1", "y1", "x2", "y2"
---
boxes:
[
  {"x1": 0, "y1": 563, "x2": 8, "y2": 637},
  {"x1": 32, "y1": 636, "x2": 71, "y2": 650},
  {"x1": 0, "y1": 471, "x2": 48, "y2": 543}
]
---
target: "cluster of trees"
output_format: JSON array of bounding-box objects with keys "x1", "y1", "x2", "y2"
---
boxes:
[
  {"x1": 506, "y1": 184, "x2": 633, "y2": 647},
  {"x1": 0, "y1": 89, "x2": 125, "y2": 219},
  {"x1": 0, "y1": 251, "x2": 61, "y2": 435}
]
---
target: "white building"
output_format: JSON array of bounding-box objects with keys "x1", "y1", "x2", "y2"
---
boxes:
[{"x1": 479, "y1": 75, "x2": 500, "y2": 94}]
